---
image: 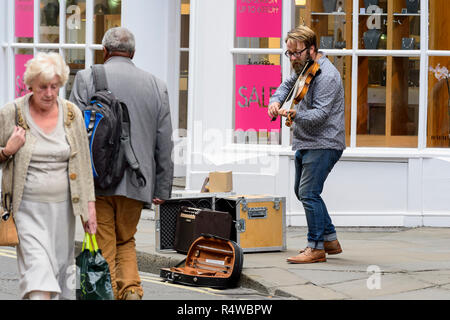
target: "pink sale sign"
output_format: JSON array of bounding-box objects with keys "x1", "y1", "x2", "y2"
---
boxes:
[
  {"x1": 235, "y1": 64, "x2": 281, "y2": 132},
  {"x1": 15, "y1": 54, "x2": 33, "y2": 98},
  {"x1": 15, "y1": 0, "x2": 34, "y2": 38},
  {"x1": 236, "y1": 0, "x2": 282, "y2": 38}
]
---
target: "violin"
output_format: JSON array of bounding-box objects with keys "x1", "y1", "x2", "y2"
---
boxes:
[{"x1": 272, "y1": 59, "x2": 321, "y2": 127}]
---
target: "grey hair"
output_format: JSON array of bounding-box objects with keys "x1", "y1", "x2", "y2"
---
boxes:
[{"x1": 102, "y1": 27, "x2": 136, "y2": 54}]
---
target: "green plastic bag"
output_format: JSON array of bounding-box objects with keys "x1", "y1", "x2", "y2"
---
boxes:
[{"x1": 76, "y1": 233, "x2": 114, "y2": 300}]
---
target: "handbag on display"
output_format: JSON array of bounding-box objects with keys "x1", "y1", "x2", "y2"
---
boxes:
[
  {"x1": 0, "y1": 104, "x2": 20, "y2": 247},
  {"x1": 406, "y1": 0, "x2": 419, "y2": 13},
  {"x1": 322, "y1": 0, "x2": 337, "y2": 13}
]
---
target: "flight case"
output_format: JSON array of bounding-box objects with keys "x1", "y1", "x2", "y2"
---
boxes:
[{"x1": 214, "y1": 195, "x2": 286, "y2": 253}]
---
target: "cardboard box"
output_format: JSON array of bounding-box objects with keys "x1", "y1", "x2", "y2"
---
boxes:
[{"x1": 208, "y1": 171, "x2": 233, "y2": 192}]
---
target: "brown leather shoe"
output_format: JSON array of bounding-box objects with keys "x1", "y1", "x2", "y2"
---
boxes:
[
  {"x1": 287, "y1": 247, "x2": 326, "y2": 264},
  {"x1": 324, "y1": 240, "x2": 342, "y2": 255},
  {"x1": 122, "y1": 288, "x2": 142, "y2": 300}
]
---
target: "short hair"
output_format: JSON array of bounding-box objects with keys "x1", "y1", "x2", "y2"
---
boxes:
[
  {"x1": 23, "y1": 52, "x2": 70, "y2": 88},
  {"x1": 102, "y1": 27, "x2": 136, "y2": 54},
  {"x1": 285, "y1": 25, "x2": 318, "y2": 53}
]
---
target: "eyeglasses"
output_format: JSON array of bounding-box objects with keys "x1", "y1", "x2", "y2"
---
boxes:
[{"x1": 284, "y1": 47, "x2": 308, "y2": 58}]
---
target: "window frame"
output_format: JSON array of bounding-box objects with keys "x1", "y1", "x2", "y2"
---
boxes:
[{"x1": 3, "y1": 0, "x2": 109, "y2": 103}]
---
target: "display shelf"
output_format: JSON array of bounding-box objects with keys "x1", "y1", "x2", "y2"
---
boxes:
[
  {"x1": 393, "y1": 13, "x2": 420, "y2": 16},
  {"x1": 310, "y1": 12, "x2": 346, "y2": 15}
]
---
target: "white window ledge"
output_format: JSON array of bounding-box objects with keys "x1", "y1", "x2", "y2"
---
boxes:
[{"x1": 221, "y1": 144, "x2": 450, "y2": 162}]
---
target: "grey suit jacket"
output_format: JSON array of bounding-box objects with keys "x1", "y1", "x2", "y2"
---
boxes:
[{"x1": 69, "y1": 56, "x2": 174, "y2": 203}]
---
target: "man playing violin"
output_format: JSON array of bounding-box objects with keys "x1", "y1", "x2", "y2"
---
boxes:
[{"x1": 268, "y1": 25, "x2": 346, "y2": 264}]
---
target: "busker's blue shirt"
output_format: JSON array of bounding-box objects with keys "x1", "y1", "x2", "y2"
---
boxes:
[{"x1": 269, "y1": 52, "x2": 346, "y2": 151}]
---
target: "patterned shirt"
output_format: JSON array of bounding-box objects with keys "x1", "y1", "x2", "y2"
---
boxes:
[{"x1": 270, "y1": 52, "x2": 346, "y2": 151}]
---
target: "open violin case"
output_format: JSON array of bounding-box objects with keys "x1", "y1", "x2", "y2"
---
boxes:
[{"x1": 160, "y1": 234, "x2": 244, "y2": 289}]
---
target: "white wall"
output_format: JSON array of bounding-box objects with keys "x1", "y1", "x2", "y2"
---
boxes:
[
  {"x1": 122, "y1": 0, "x2": 185, "y2": 176},
  {"x1": 186, "y1": 0, "x2": 235, "y2": 187},
  {"x1": 0, "y1": 0, "x2": 7, "y2": 107},
  {"x1": 422, "y1": 157, "x2": 450, "y2": 226},
  {"x1": 122, "y1": 0, "x2": 179, "y2": 129}
]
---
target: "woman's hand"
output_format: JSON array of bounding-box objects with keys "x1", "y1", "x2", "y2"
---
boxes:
[
  {"x1": 4, "y1": 126, "x2": 26, "y2": 156},
  {"x1": 83, "y1": 201, "x2": 97, "y2": 234}
]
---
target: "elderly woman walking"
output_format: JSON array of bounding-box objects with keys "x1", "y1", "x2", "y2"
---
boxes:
[{"x1": 0, "y1": 52, "x2": 96, "y2": 300}]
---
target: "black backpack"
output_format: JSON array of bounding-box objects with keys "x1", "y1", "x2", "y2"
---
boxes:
[{"x1": 83, "y1": 65, "x2": 146, "y2": 190}]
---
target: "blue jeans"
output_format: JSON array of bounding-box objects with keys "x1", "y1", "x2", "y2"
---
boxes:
[{"x1": 294, "y1": 149, "x2": 343, "y2": 250}]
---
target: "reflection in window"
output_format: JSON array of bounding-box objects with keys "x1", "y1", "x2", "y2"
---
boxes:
[
  {"x1": 178, "y1": 0, "x2": 190, "y2": 136},
  {"x1": 40, "y1": 0, "x2": 60, "y2": 43},
  {"x1": 295, "y1": 0, "x2": 351, "y2": 50},
  {"x1": 14, "y1": 49, "x2": 33, "y2": 98},
  {"x1": 357, "y1": 56, "x2": 419, "y2": 148},
  {"x1": 236, "y1": 37, "x2": 281, "y2": 49},
  {"x1": 429, "y1": 0, "x2": 450, "y2": 51},
  {"x1": 357, "y1": 57, "x2": 387, "y2": 144},
  {"x1": 294, "y1": 1, "x2": 352, "y2": 146},
  {"x1": 391, "y1": 58, "x2": 419, "y2": 138},
  {"x1": 65, "y1": 49, "x2": 85, "y2": 99},
  {"x1": 329, "y1": 55, "x2": 352, "y2": 146},
  {"x1": 66, "y1": 0, "x2": 86, "y2": 44},
  {"x1": 94, "y1": 0, "x2": 122, "y2": 64},
  {"x1": 94, "y1": 0, "x2": 121, "y2": 43},
  {"x1": 428, "y1": 57, "x2": 450, "y2": 148}
]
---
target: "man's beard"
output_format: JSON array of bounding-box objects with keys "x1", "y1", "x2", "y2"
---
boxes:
[{"x1": 292, "y1": 52, "x2": 312, "y2": 75}]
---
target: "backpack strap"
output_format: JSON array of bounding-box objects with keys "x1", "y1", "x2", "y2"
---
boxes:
[
  {"x1": 91, "y1": 65, "x2": 108, "y2": 92},
  {"x1": 120, "y1": 103, "x2": 147, "y2": 188}
]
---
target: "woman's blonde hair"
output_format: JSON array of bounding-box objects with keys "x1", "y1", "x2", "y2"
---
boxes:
[
  {"x1": 23, "y1": 52, "x2": 70, "y2": 88},
  {"x1": 285, "y1": 25, "x2": 318, "y2": 53}
]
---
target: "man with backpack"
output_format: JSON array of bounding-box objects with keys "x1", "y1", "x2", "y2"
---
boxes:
[{"x1": 70, "y1": 27, "x2": 174, "y2": 300}]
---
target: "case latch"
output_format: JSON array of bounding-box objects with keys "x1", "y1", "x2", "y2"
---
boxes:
[
  {"x1": 235, "y1": 219, "x2": 246, "y2": 233},
  {"x1": 274, "y1": 198, "x2": 281, "y2": 211},
  {"x1": 241, "y1": 198, "x2": 248, "y2": 212}
]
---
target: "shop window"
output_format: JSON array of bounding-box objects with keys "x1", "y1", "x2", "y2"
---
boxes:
[
  {"x1": 301, "y1": 0, "x2": 352, "y2": 50},
  {"x1": 358, "y1": 0, "x2": 421, "y2": 51},
  {"x1": 356, "y1": 56, "x2": 419, "y2": 147},
  {"x1": 39, "y1": 0, "x2": 60, "y2": 43},
  {"x1": 14, "y1": 49, "x2": 33, "y2": 98},
  {"x1": 296, "y1": 0, "x2": 352, "y2": 147},
  {"x1": 15, "y1": 0, "x2": 34, "y2": 43},
  {"x1": 234, "y1": 0, "x2": 282, "y2": 145},
  {"x1": 66, "y1": 0, "x2": 87, "y2": 44},
  {"x1": 427, "y1": 0, "x2": 450, "y2": 147},
  {"x1": 428, "y1": 57, "x2": 450, "y2": 147},
  {"x1": 429, "y1": 0, "x2": 450, "y2": 51},
  {"x1": 391, "y1": 1, "x2": 421, "y2": 50},
  {"x1": 94, "y1": 0, "x2": 122, "y2": 64},
  {"x1": 65, "y1": 49, "x2": 86, "y2": 98},
  {"x1": 178, "y1": 0, "x2": 190, "y2": 136}
]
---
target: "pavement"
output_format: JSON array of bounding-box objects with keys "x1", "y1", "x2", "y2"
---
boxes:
[{"x1": 74, "y1": 179, "x2": 450, "y2": 300}]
